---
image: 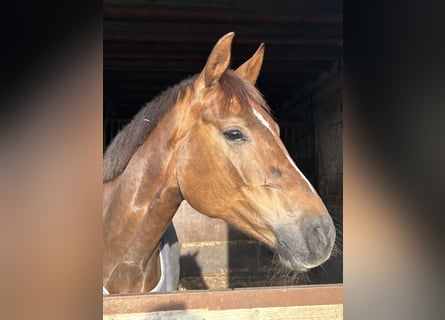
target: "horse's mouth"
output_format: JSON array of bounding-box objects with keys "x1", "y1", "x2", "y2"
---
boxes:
[
  {"x1": 276, "y1": 239, "x2": 332, "y2": 272},
  {"x1": 277, "y1": 240, "x2": 309, "y2": 272}
]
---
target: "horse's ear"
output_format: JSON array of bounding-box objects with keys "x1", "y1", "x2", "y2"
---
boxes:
[
  {"x1": 196, "y1": 32, "x2": 234, "y2": 89},
  {"x1": 234, "y1": 43, "x2": 265, "y2": 85}
]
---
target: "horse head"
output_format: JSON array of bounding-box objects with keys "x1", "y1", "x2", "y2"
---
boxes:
[{"x1": 174, "y1": 32, "x2": 335, "y2": 272}]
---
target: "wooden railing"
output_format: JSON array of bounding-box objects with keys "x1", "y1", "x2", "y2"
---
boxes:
[{"x1": 103, "y1": 284, "x2": 343, "y2": 320}]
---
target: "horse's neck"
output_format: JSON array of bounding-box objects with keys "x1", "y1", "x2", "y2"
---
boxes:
[{"x1": 103, "y1": 122, "x2": 183, "y2": 283}]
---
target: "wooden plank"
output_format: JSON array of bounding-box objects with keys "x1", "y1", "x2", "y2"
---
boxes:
[
  {"x1": 103, "y1": 21, "x2": 342, "y2": 40},
  {"x1": 103, "y1": 284, "x2": 343, "y2": 315},
  {"x1": 104, "y1": 7, "x2": 343, "y2": 25},
  {"x1": 103, "y1": 42, "x2": 343, "y2": 57},
  {"x1": 104, "y1": 304, "x2": 343, "y2": 320},
  {"x1": 104, "y1": 32, "x2": 343, "y2": 46},
  {"x1": 103, "y1": 0, "x2": 342, "y2": 13}
]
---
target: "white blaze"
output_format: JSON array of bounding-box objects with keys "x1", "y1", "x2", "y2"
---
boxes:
[
  {"x1": 285, "y1": 151, "x2": 316, "y2": 195},
  {"x1": 252, "y1": 108, "x2": 274, "y2": 135},
  {"x1": 252, "y1": 108, "x2": 316, "y2": 195}
]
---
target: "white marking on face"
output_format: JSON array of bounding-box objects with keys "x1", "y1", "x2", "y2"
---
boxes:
[
  {"x1": 252, "y1": 107, "x2": 316, "y2": 195},
  {"x1": 252, "y1": 108, "x2": 275, "y2": 135},
  {"x1": 285, "y1": 152, "x2": 317, "y2": 195}
]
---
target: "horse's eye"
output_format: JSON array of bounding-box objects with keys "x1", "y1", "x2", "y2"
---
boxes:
[{"x1": 223, "y1": 129, "x2": 246, "y2": 142}]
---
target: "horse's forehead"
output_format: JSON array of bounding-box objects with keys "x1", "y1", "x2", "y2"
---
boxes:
[
  {"x1": 200, "y1": 90, "x2": 276, "y2": 134},
  {"x1": 224, "y1": 105, "x2": 278, "y2": 137},
  {"x1": 251, "y1": 108, "x2": 275, "y2": 135}
]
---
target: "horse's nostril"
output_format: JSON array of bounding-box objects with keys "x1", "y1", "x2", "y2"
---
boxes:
[
  {"x1": 306, "y1": 222, "x2": 329, "y2": 257},
  {"x1": 312, "y1": 226, "x2": 322, "y2": 242}
]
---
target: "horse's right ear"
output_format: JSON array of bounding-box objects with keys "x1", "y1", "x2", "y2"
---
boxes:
[{"x1": 196, "y1": 32, "x2": 234, "y2": 90}]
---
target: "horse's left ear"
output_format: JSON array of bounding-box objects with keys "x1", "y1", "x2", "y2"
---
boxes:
[
  {"x1": 196, "y1": 32, "x2": 234, "y2": 90},
  {"x1": 235, "y1": 43, "x2": 265, "y2": 85}
]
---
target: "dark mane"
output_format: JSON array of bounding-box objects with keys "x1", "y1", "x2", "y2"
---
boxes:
[
  {"x1": 103, "y1": 70, "x2": 270, "y2": 182},
  {"x1": 103, "y1": 75, "x2": 197, "y2": 182}
]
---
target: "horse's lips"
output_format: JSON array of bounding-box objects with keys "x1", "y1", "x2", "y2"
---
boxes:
[{"x1": 277, "y1": 240, "x2": 308, "y2": 272}]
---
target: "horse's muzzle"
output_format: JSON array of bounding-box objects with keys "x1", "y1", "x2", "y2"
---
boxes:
[{"x1": 275, "y1": 214, "x2": 335, "y2": 271}]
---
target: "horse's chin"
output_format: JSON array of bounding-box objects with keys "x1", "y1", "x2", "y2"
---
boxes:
[
  {"x1": 277, "y1": 250, "x2": 308, "y2": 272},
  {"x1": 276, "y1": 240, "x2": 328, "y2": 272}
]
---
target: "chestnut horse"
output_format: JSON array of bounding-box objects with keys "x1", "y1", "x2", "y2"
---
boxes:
[{"x1": 103, "y1": 32, "x2": 335, "y2": 294}]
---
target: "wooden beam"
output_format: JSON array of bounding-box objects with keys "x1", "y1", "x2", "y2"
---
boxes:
[
  {"x1": 104, "y1": 7, "x2": 342, "y2": 25},
  {"x1": 104, "y1": 42, "x2": 343, "y2": 57},
  {"x1": 104, "y1": 0, "x2": 342, "y2": 15},
  {"x1": 104, "y1": 70, "x2": 190, "y2": 81},
  {"x1": 103, "y1": 284, "x2": 342, "y2": 315},
  {"x1": 105, "y1": 304, "x2": 343, "y2": 320},
  {"x1": 103, "y1": 21, "x2": 342, "y2": 40},
  {"x1": 104, "y1": 32, "x2": 343, "y2": 46}
]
